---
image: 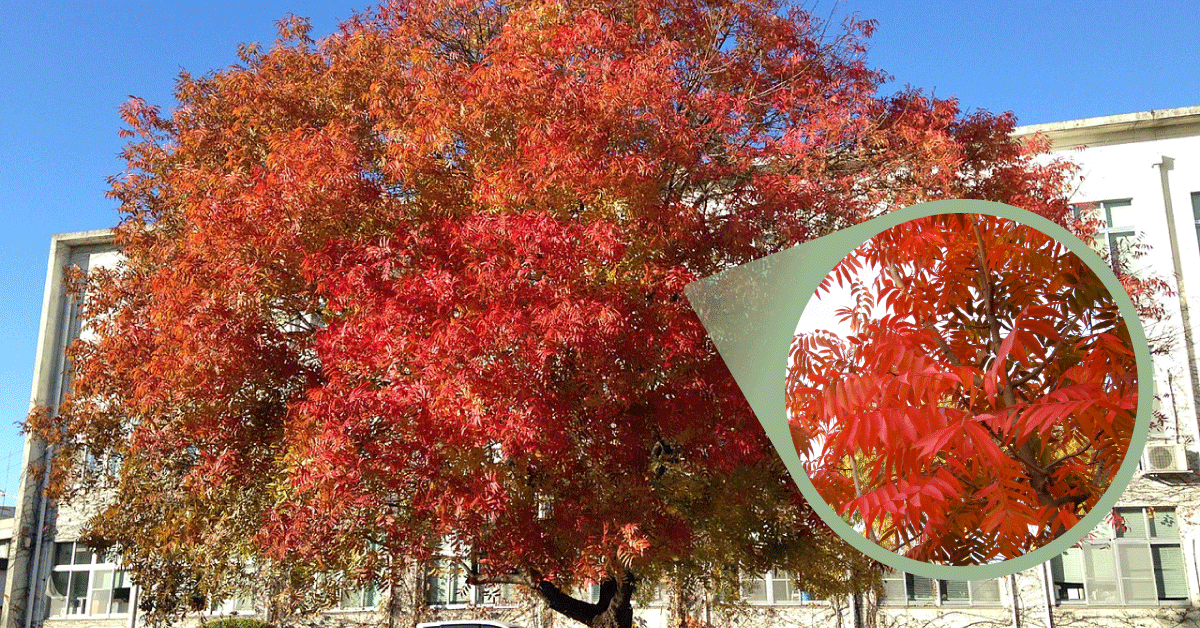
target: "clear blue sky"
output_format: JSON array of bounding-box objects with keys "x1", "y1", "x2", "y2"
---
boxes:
[{"x1": 0, "y1": 0, "x2": 1196, "y2": 504}]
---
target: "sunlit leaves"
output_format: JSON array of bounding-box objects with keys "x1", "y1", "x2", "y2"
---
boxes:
[{"x1": 31, "y1": 0, "x2": 1082, "y2": 621}]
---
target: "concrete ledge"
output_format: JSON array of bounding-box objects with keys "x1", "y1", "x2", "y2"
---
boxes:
[{"x1": 1014, "y1": 106, "x2": 1200, "y2": 150}]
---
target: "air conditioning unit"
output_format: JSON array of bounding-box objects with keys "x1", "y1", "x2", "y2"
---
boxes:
[{"x1": 1142, "y1": 443, "x2": 1189, "y2": 474}]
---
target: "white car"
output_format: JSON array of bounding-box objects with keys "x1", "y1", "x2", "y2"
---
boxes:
[{"x1": 415, "y1": 622, "x2": 521, "y2": 628}]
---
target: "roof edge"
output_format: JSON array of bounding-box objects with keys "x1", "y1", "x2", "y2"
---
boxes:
[
  {"x1": 1013, "y1": 106, "x2": 1200, "y2": 149},
  {"x1": 51, "y1": 228, "x2": 116, "y2": 247}
]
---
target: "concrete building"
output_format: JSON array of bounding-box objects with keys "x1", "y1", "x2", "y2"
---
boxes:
[{"x1": 5, "y1": 106, "x2": 1200, "y2": 628}]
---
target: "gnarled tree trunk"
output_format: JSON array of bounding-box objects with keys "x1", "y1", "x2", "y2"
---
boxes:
[{"x1": 536, "y1": 572, "x2": 637, "y2": 628}]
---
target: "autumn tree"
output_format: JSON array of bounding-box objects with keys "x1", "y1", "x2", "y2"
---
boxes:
[
  {"x1": 30, "y1": 0, "x2": 1079, "y2": 626},
  {"x1": 786, "y1": 213, "x2": 1137, "y2": 566}
]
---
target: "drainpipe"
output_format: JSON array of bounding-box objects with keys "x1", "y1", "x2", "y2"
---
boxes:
[
  {"x1": 23, "y1": 450, "x2": 50, "y2": 628},
  {"x1": 24, "y1": 290, "x2": 77, "y2": 628},
  {"x1": 127, "y1": 585, "x2": 140, "y2": 628},
  {"x1": 1154, "y1": 156, "x2": 1200, "y2": 442},
  {"x1": 1039, "y1": 561, "x2": 1055, "y2": 628},
  {"x1": 1008, "y1": 573, "x2": 1020, "y2": 628}
]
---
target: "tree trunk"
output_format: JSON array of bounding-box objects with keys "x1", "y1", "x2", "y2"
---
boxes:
[{"x1": 536, "y1": 571, "x2": 637, "y2": 628}]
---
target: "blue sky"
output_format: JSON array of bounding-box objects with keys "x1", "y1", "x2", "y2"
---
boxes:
[{"x1": 0, "y1": 0, "x2": 1196, "y2": 504}]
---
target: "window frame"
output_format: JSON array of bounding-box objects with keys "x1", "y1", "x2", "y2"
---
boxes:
[
  {"x1": 1072, "y1": 199, "x2": 1136, "y2": 273},
  {"x1": 204, "y1": 594, "x2": 257, "y2": 617},
  {"x1": 45, "y1": 542, "x2": 133, "y2": 619},
  {"x1": 879, "y1": 571, "x2": 1002, "y2": 607},
  {"x1": 424, "y1": 555, "x2": 521, "y2": 609},
  {"x1": 740, "y1": 569, "x2": 817, "y2": 605},
  {"x1": 328, "y1": 584, "x2": 382, "y2": 612},
  {"x1": 1190, "y1": 192, "x2": 1200, "y2": 254},
  {"x1": 1050, "y1": 506, "x2": 1189, "y2": 607}
]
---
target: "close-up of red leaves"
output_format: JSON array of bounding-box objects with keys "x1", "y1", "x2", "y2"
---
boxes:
[{"x1": 786, "y1": 213, "x2": 1138, "y2": 565}]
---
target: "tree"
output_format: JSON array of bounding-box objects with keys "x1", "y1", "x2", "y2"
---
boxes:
[
  {"x1": 29, "y1": 0, "x2": 1078, "y2": 626},
  {"x1": 786, "y1": 213, "x2": 1138, "y2": 565}
]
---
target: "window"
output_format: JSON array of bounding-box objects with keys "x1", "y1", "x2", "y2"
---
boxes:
[
  {"x1": 1192, "y1": 192, "x2": 1200, "y2": 253},
  {"x1": 645, "y1": 579, "x2": 669, "y2": 606},
  {"x1": 427, "y1": 558, "x2": 473, "y2": 606},
  {"x1": 575, "y1": 579, "x2": 668, "y2": 607},
  {"x1": 1073, "y1": 199, "x2": 1136, "y2": 272},
  {"x1": 478, "y1": 580, "x2": 521, "y2": 607},
  {"x1": 880, "y1": 572, "x2": 1001, "y2": 606},
  {"x1": 425, "y1": 558, "x2": 520, "y2": 607},
  {"x1": 0, "y1": 539, "x2": 10, "y2": 596},
  {"x1": 582, "y1": 582, "x2": 601, "y2": 603},
  {"x1": 335, "y1": 585, "x2": 379, "y2": 610},
  {"x1": 940, "y1": 579, "x2": 1002, "y2": 605},
  {"x1": 207, "y1": 594, "x2": 255, "y2": 615},
  {"x1": 1051, "y1": 506, "x2": 1187, "y2": 605},
  {"x1": 46, "y1": 542, "x2": 132, "y2": 617},
  {"x1": 740, "y1": 569, "x2": 814, "y2": 604}
]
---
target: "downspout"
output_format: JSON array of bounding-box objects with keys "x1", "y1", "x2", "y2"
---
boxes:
[
  {"x1": 1154, "y1": 156, "x2": 1200, "y2": 440},
  {"x1": 1194, "y1": 538, "x2": 1200, "y2": 605},
  {"x1": 1008, "y1": 573, "x2": 1020, "y2": 628},
  {"x1": 127, "y1": 585, "x2": 140, "y2": 628},
  {"x1": 23, "y1": 292, "x2": 76, "y2": 628},
  {"x1": 1040, "y1": 560, "x2": 1055, "y2": 628},
  {"x1": 22, "y1": 451, "x2": 50, "y2": 628}
]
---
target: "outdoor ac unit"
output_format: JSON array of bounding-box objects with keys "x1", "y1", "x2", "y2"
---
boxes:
[{"x1": 1142, "y1": 443, "x2": 1189, "y2": 474}]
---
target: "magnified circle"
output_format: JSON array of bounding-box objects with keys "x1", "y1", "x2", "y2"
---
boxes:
[{"x1": 786, "y1": 212, "x2": 1138, "y2": 566}]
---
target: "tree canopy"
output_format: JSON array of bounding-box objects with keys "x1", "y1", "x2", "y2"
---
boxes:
[
  {"x1": 786, "y1": 213, "x2": 1137, "y2": 565},
  {"x1": 30, "y1": 0, "x2": 1078, "y2": 625}
]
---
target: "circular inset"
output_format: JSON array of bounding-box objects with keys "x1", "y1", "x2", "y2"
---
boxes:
[{"x1": 786, "y1": 212, "x2": 1138, "y2": 566}]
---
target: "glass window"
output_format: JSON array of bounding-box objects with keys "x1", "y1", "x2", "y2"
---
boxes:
[
  {"x1": 337, "y1": 585, "x2": 379, "y2": 610},
  {"x1": 740, "y1": 570, "x2": 813, "y2": 604},
  {"x1": 1073, "y1": 199, "x2": 1137, "y2": 272},
  {"x1": 1190, "y1": 192, "x2": 1200, "y2": 251},
  {"x1": 881, "y1": 571, "x2": 1001, "y2": 606},
  {"x1": 939, "y1": 579, "x2": 970, "y2": 603},
  {"x1": 645, "y1": 579, "x2": 669, "y2": 606},
  {"x1": 771, "y1": 570, "x2": 809, "y2": 603},
  {"x1": 425, "y1": 556, "x2": 520, "y2": 607},
  {"x1": 45, "y1": 542, "x2": 132, "y2": 618},
  {"x1": 907, "y1": 574, "x2": 935, "y2": 602},
  {"x1": 1153, "y1": 545, "x2": 1187, "y2": 600},
  {"x1": 1151, "y1": 507, "x2": 1180, "y2": 538},
  {"x1": 478, "y1": 581, "x2": 521, "y2": 606},
  {"x1": 1052, "y1": 546, "x2": 1085, "y2": 601},
  {"x1": 740, "y1": 573, "x2": 768, "y2": 603},
  {"x1": 207, "y1": 593, "x2": 255, "y2": 615},
  {"x1": 882, "y1": 571, "x2": 907, "y2": 602},
  {"x1": 1051, "y1": 507, "x2": 1188, "y2": 605},
  {"x1": 427, "y1": 558, "x2": 472, "y2": 606},
  {"x1": 969, "y1": 579, "x2": 1003, "y2": 603},
  {"x1": 1116, "y1": 507, "x2": 1148, "y2": 539}
]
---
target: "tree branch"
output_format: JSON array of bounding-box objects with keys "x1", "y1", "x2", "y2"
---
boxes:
[
  {"x1": 1007, "y1": 339, "x2": 1067, "y2": 388},
  {"x1": 1044, "y1": 443, "x2": 1093, "y2": 472},
  {"x1": 924, "y1": 323, "x2": 964, "y2": 367}
]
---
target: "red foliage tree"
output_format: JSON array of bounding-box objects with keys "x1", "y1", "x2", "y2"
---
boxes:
[
  {"x1": 786, "y1": 213, "x2": 1137, "y2": 565},
  {"x1": 29, "y1": 0, "x2": 1078, "y2": 625}
]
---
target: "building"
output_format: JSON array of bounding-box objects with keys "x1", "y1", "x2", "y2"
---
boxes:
[{"x1": 5, "y1": 106, "x2": 1200, "y2": 628}]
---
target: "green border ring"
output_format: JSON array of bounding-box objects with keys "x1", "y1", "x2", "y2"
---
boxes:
[{"x1": 684, "y1": 198, "x2": 1152, "y2": 580}]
